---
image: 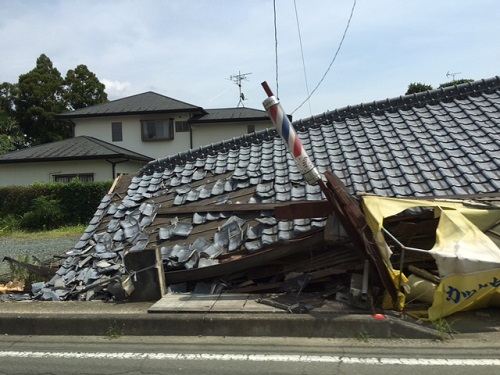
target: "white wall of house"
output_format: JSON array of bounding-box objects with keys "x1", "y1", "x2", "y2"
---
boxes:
[
  {"x1": 0, "y1": 159, "x2": 145, "y2": 187},
  {"x1": 191, "y1": 121, "x2": 271, "y2": 149},
  {"x1": 74, "y1": 115, "x2": 274, "y2": 159},
  {"x1": 74, "y1": 113, "x2": 192, "y2": 159}
]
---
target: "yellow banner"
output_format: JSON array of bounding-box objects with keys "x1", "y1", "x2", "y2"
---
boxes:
[{"x1": 429, "y1": 269, "x2": 500, "y2": 320}]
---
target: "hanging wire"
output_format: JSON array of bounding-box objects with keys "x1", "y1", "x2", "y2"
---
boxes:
[
  {"x1": 291, "y1": 0, "x2": 357, "y2": 115},
  {"x1": 273, "y1": 0, "x2": 279, "y2": 97},
  {"x1": 293, "y1": 0, "x2": 312, "y2": 117}
]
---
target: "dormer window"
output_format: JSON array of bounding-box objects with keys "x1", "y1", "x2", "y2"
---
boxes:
[{"x1": 141, "y1": 119, "x2": 174, "y2": 141}]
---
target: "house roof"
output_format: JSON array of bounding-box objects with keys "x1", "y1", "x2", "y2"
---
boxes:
[
  {"x1": 0, "y1": 136, "x2": 153, "y2": 164},
  {"x1": 141, "y1": 76, "x2": 500, "y2": 197},
  {"x1": 58, "y1": 92, "x2": 207, "y2": 118},
  {"x1": 190, "y1": 107, "x2": 277, "y2": 123},
  {"x1": 39, "y1": 76, "x2": 500, "y2": 301}
]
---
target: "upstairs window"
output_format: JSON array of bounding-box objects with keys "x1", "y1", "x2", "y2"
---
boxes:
[
  {"x1": 247, "y1": 124, "x2": 255, "y2": 133},
  {"x1": 141, "y1": 119, "x2": 174, "y2": 141},
  {"x1": 175, "y1": 121, "x2": 190, "y2": 132},
  {"x1": 112, "y1": 122, "x2": 123, "y2": 142}
]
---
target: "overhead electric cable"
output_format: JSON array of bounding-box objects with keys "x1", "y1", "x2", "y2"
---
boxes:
[
  {"x1": 273, "y1": 0, "x2": 279, "y2": 97},
  {"x1": 293, "y1": 0, "x2": 312, "y2": 117},
  {"x1": 291, "y1": 0, "x2": 357, "y2": 115}
]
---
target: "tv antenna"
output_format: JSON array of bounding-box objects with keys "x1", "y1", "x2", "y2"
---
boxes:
[
  {"x1": 229, "y1": 71, "x2": 252, "y2": 107},
  {"x1": 446, "y1": 71, "x2": 461, "y2": 81}
]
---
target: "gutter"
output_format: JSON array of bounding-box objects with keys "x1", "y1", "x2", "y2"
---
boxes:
[{"x1": 106, "y1": 157, "x2": 130, "y2": 179}]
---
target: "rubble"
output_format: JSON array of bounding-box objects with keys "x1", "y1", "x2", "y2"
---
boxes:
[{"x1": 4, "y1": 77, "x2": 500, "y2": 321}]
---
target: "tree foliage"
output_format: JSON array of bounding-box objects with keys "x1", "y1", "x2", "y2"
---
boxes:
[
  {"x1": 406, "y1": 78, "x2": 475, "y2": 95},
  {"x1": 13, "y1": 54, "x2": 69, "y2": 145},
  {"x1": 64, "y1": 64, "x2": 108, "y2": 110},
  {"x1": 1, "y1": 54, "x2": 108, "y2": 148},
  {"x1": 0, "y1": 82, "x2": 25, "y2": 153},
  {"x1": 405, "y1": 82, "x2": 434, "y2": 95},
  {"x1": 438, "y1": 79, "x2": 474, "y2": 88},
  {"x1": 0, "y1": 107, "x2": 24, "y2": 154}
]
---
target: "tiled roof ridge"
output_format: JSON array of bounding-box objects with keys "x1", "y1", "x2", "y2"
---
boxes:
[
  {"x1": 294, "y1": 76, "x2": 500, "y2": 130},
  {"x1": 141, "y1": 126, "x2": 279, "y2": 175}
]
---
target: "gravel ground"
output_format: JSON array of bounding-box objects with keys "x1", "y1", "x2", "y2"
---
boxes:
[{"x1": 0, "y1": 235, "x2": 80, "y2": 276}]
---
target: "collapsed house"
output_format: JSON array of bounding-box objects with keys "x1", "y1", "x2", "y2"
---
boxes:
[{"x1": 33, "y1": 77, "x2": 500, "y2": 319}]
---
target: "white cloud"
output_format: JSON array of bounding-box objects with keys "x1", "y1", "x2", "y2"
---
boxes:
[
  {"x1": 101, "y1": 80, "x2": 132, "y2": 99},
  {"x1": 1, "y1": 0, "x2": 500, "y2": 119}
]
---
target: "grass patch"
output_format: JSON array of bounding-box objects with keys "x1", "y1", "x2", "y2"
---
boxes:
[
  {"x1": 356, "y1": 330, "x2": 371, "y2": 342},
  {"x1": 105, "y1": 321, "x2": 124, "y2": 340},
  {"x1": 0, "y1": 225, "x2": 86, "y2": 239},
  {"x1": 432, "y1": 318, "x2": 458, "y2": 340}
]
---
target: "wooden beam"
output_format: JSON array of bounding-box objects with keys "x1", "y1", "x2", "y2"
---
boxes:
[
  {"x1": 275, "y1": 201, "x2": 331, "y2": 219},
  {"x1": 157, "y1": 200, "x2": 330, "y2": 218}
]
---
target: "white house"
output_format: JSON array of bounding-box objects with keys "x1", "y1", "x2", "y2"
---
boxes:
[
  {"x1": 59, "y1": 92, "x2": 275, "y2": 159},
  {"x1": 0, "y1": 136, "x2": 152, "y2": 186}
]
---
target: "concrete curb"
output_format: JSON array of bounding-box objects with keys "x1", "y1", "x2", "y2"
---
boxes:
[{"x1": 0, "y1": 312, "x2": 440, "y2": 339}]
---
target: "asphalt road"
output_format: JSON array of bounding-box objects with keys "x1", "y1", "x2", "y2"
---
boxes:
[{"x1": 0, "y1": 335, "x2": 498, "y2": 375}]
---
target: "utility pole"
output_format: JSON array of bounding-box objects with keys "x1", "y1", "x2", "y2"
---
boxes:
[{"x1": 229, "y1": 71, "x2": 252, "y2": 107}]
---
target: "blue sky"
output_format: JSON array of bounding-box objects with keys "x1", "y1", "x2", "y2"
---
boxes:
[{"x1": 1, "y1": 0, "x2": 499, "y2": 120}]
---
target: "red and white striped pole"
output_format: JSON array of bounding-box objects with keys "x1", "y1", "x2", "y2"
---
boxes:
[{"x1": 261, "y1": 81, "x2": 321, "y2": 185}]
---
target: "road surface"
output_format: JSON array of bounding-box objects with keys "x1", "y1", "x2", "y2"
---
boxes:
[{"x1": 0, "y1": 335, "x2": 498, "y2": 374}]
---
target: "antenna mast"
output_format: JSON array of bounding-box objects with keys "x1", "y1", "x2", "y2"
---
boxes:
[
  {"x1": 229, "y1": 71, "x2": 252, "y2": 107},
  {"x1": 446, "y1": 71, "x2": 461, "y2": 81}
]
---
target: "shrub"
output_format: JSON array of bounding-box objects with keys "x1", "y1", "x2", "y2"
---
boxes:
[
  {"x1": 0, "y1": 214, "x2": 21, "y2": 233},
  {"x1": 19, "y1": 196, "x2": 65, "y2": 231},
  {"x1": 0, "y1": 180, "x2": 112, "y2": 230}
]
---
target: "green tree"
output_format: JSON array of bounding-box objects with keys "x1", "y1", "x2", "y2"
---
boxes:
[
  {"x1": 405, "y1": 82, "x2": 434, "y2": 95},
  {"x1": 0, "y1": 82, "x2": 16, "y2": 115},
  {"x1": 0, "y1": 83, "x2": 25, "y2": 153},
  {"x1": 438, "y1": 79, "x2": 474, "y2": 88},
  {"x1": 64, "y1": 64, "x2": 108, "y2": 110},
  {"x1": 0, "y1": 107, "x2": 24, "y2": 154},
  {"x1": 13, "y1": 54, "x2": 70, "y2": 145}
]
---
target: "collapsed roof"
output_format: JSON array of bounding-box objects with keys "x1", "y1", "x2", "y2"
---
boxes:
[{"x1": 35, "y1": 77, "x2": 500, "y2": 306}]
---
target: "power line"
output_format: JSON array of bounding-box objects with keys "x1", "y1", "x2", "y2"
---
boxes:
[
  {"x1": 293, "y1": 0, "x2": 312, "y2": 117},
  {"x1": 273, "y1": 0, "x2": 279, "y2": 98},
  {"x1": 291, "y1": 0, "x2": 357, "y2": 115}
]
